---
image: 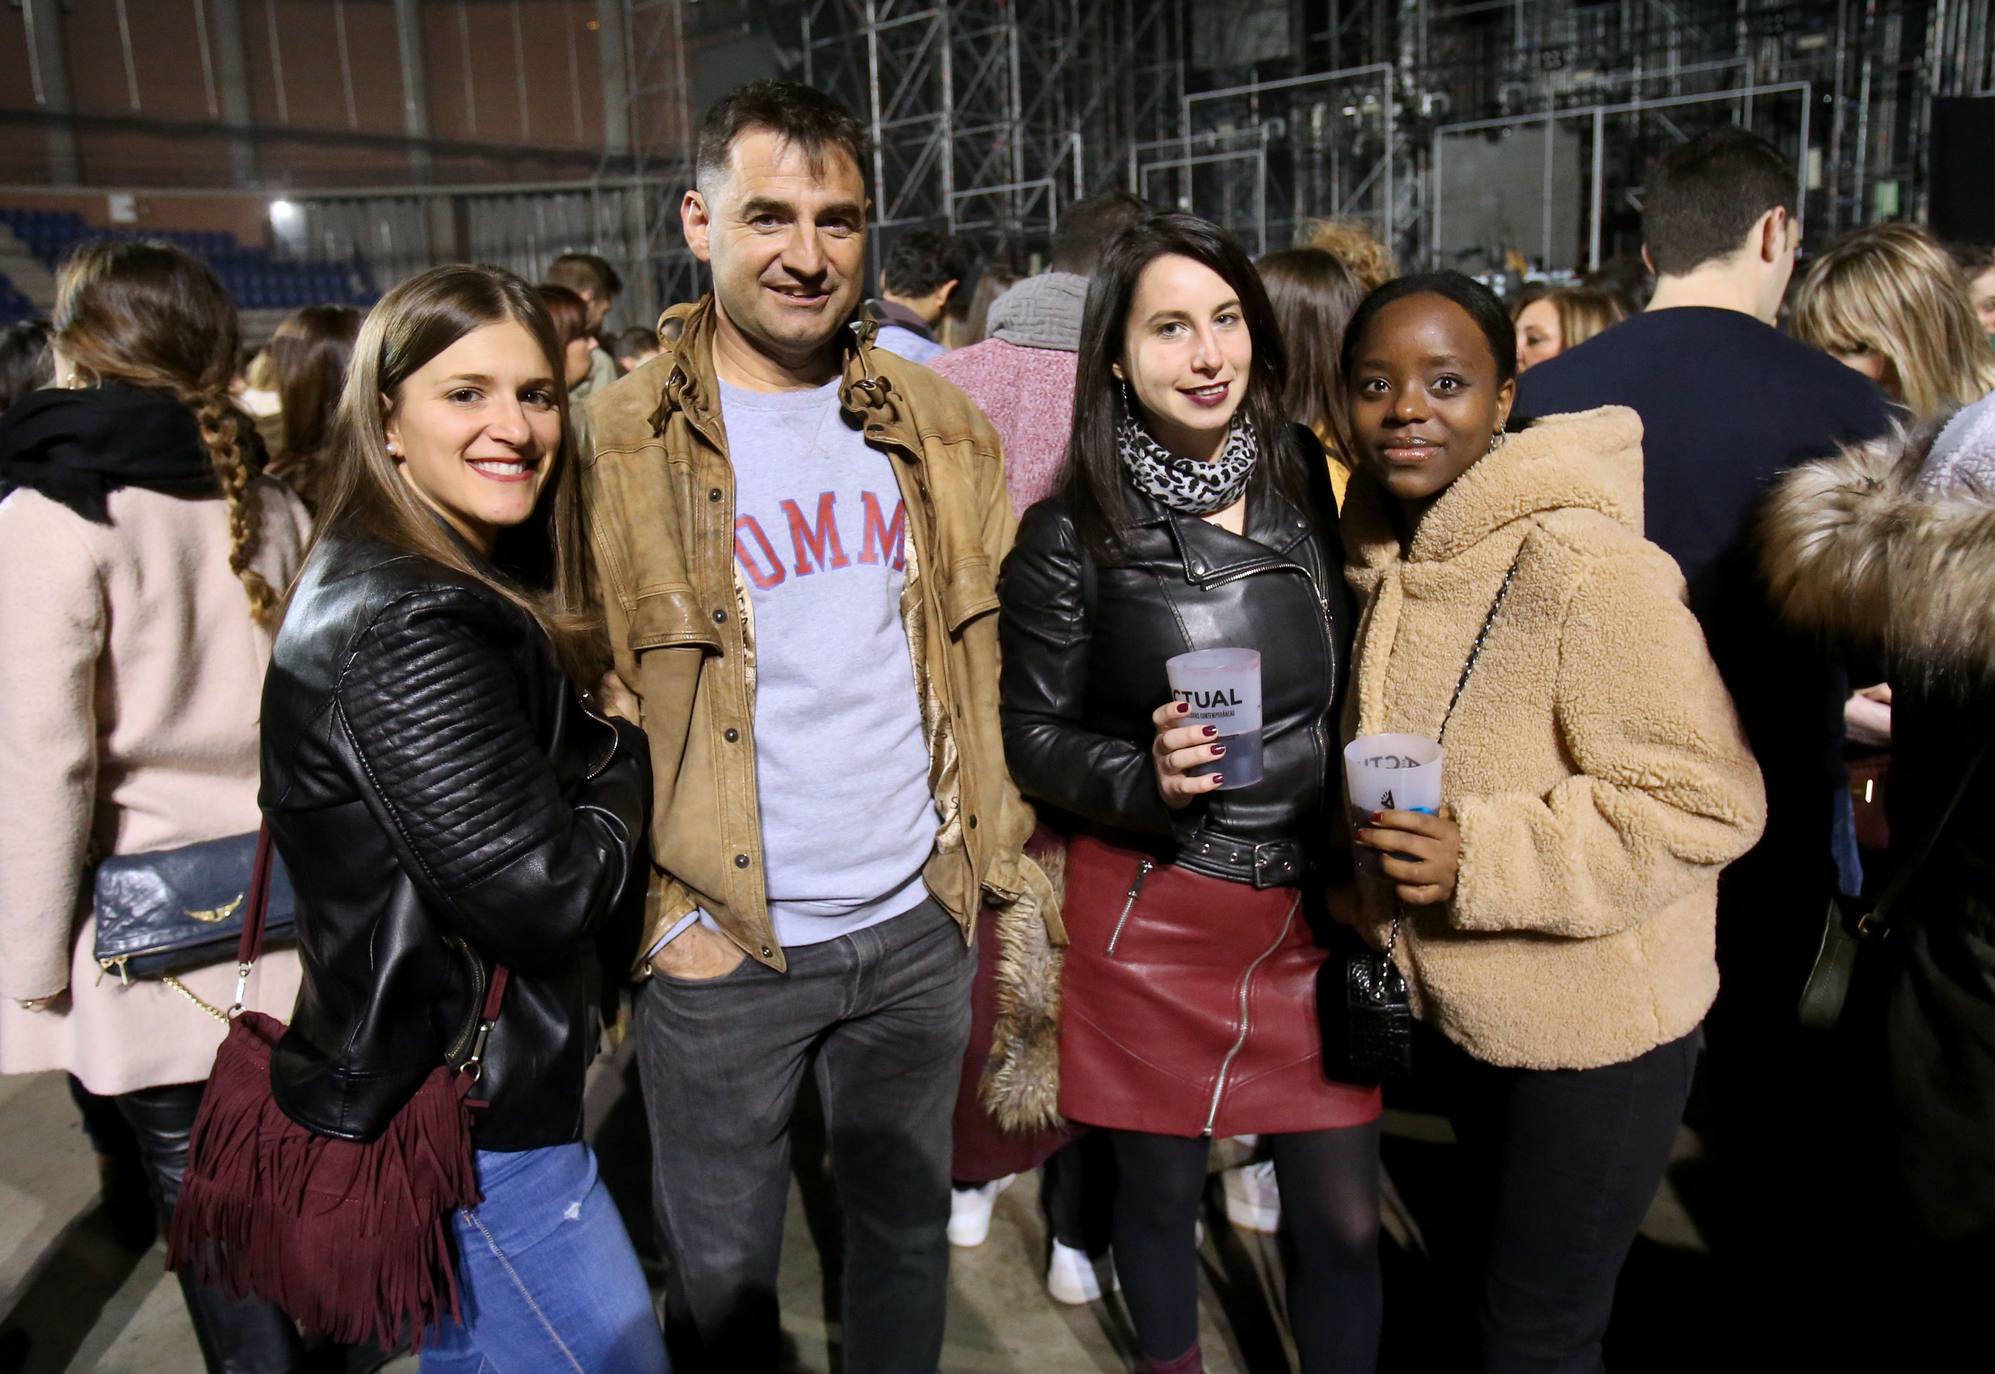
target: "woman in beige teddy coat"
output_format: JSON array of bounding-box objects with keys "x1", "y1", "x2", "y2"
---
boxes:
[{"x1": 1338, "y1": 273, "x2": 1765, "y2": 1371}]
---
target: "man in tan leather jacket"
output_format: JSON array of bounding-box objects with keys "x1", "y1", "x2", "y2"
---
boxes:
[{"x1": 582, "y1": 80, "x2": 1049, "y2": 1373}]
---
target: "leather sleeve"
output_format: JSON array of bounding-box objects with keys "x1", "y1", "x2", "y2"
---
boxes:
[
  {"x1": 333, "y1": 588, "x2": 652, "y2": 971},
  {"x1": 998, "y1": 501, "x2": 1175, "y2": 836}
]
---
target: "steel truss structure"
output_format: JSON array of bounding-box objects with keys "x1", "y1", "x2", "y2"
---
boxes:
[{"x1": 273, "y1": 0, "x2": 1994, "y2": 324}]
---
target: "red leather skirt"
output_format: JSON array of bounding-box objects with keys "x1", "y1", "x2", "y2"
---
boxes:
[{"x1": 1058, "y1": 833, "x2": 1381, "y2": 1138}]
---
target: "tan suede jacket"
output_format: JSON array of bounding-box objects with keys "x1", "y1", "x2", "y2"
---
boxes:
[
  {"x1": 583, "y1": 297, "x2": 1053, "y2": 975},
  {"x1": 1343, "y1": 407, "x2": 1766, "y2": 1070}
]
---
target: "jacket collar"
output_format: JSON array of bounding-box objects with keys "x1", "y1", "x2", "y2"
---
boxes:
[
  {"x1": 1123, "y1": 478, "x2": 1316, "y2": 585},
  {"x1": 650, "y1": 296, "x2": 921, "y2": 460},
  {"x1": 1344, "y1": 405, "x2": 1645, "y2": 570}
]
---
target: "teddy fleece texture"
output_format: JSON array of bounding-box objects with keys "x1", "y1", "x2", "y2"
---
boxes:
[{"x1": 1342, "y1": 406, "x2": 1766, "y2": 1070}]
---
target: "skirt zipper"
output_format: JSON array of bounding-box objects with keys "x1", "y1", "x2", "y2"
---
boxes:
[
  {"x1": 1201, "y1": 893, "x2": 1301, "y2": 1137},
  {"x1": 1105, "y1": 858, "x2": 1155, "y2": 958}
]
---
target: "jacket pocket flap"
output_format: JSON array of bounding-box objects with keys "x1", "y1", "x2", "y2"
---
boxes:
[
  {"x1": 629, "y1": 586, "x2": 720, "y2": 653},
  {"x1": 941, "y1": 556, "x2": 999, "y2": 632}
]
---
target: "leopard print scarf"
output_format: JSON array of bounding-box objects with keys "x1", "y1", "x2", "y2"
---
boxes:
[{"x1": 1117, "y1": 413, "x2": 1259, "y2": 516}]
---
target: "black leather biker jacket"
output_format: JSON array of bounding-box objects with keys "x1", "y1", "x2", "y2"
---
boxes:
[
  {"x1": 259, "y1": 525, "x2": 649, "y2": 1149},
  {"x1": 998, "y1": 426, "x2": 1352, "y2": 886}
]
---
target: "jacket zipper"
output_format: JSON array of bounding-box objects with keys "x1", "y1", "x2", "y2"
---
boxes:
[
  {"x1": 1104, "y1": 858, "x2": 1155, "y2": 957},
  {"x1": 1201, "y1": 894, "x2": 1299, "y2": 1137},
  {"x1": 443, "y1": 934, "x2": 489, "y2": 1065}
]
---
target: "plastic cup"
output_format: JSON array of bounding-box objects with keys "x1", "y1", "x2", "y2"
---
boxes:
[
  {"x1": 1164, "y1": 648, "x2": 1264, "y2": 790},
  {"x1": 1343, "y1": 733, "x2": 1444, "y2": 871}
]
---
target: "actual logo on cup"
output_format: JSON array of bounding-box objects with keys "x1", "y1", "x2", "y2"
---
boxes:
[
  {"x1": 1380, "y1": 789, "x2": 1395, "y2": 810},
  {"x1": 1359, "y1": 754, "x2": 1425, "y2": 769},
  {"x1": 1173, "y1": 687, "x2": 1246, "y2": 709}
]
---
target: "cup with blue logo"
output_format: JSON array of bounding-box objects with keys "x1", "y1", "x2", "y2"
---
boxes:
[
  {"x1": 1164, "y1": 648, "x2": 1264, "y2": 790},
  {"x1": 1342, "y1": 733, "x2": 1443, "y2": 871}
]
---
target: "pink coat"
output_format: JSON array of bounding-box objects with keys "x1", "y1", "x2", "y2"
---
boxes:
[
  {"x1": 0, "y1": 480, "x2": 309, "y2": 1095},
  {"x1": 928, "y1": 338, "x2": 1077, "y2": 516}
]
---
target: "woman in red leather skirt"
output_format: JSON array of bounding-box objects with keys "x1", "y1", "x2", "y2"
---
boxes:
[{"x1": 999, "y1": 212, "x2": 1382, "y2": 1374}]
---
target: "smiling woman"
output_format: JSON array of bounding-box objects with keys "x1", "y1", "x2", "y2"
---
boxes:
[{"x1": 249, "y1": 263, "x2": 663, "y2": 1368}]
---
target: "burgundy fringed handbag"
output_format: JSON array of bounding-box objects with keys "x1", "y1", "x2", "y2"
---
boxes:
[{"x1": 166, "y1": 825, "x2": 509, "y2": 1352}]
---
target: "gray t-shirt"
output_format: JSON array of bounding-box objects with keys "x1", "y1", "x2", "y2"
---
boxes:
[{"x1": 714, "y1": 378, "x2": 935, "y2": 948}]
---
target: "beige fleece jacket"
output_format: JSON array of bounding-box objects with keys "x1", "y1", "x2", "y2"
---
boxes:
[{"x1": 1343, "y1": 406, "x2": 1766, "y2": 1070}]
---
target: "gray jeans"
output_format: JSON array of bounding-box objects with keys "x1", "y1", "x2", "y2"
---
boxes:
[{"x1": 635, "y1": 896, "x2": 973, "y2": 1374}]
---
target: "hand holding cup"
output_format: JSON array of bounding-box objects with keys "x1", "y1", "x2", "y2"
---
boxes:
[
  {"x1": 1355, "y1": 807, "x2": 1461, "y2": 906},
  {"x1": 1151, "y1": 701, "x2": 1226, "y2": 809}
]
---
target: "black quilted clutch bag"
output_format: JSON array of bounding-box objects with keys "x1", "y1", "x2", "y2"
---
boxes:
[
  {"x1": 1338, "y1": 944, "x2": 1413, "y2": 1081},
  {"x1": 93, "y1": 832, "x2": 297, "y2": 984}
]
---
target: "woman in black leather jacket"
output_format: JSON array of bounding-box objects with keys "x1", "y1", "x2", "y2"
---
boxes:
[
  {"x1": 259, "y1": 266, "x2": 666, "y2": 1372},
  {"x1": 999, "y1": 214, "x2": 1381, "y2": 1374}
]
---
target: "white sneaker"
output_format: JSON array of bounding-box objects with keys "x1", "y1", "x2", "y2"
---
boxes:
[
  {"x1": 1221, "y1": 1159, "x2": 1282, "y2": 1233},
  {"x1": 1046, "y1": 1239, "x2": 1118, "y2": 1305},
  {"x1": 947, "y1": 1175, "x2": 1015, "y2": 1248}
]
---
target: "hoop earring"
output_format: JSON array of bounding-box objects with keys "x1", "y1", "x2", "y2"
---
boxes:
[{"x1": 1485, "y1": 429, "x2": 1507, "y2": 456}]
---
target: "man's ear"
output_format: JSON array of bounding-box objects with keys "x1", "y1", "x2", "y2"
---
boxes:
[
  {"x1": 1757, "y1": 206, "x2": 1789, "y2": 264},
  {"x1": 1640, "y1": 243, "x2": 1656, "y2": 278},
  {"x1": 935, "y1": 278, "x2": 961, "y2": 311},
  {"x1": 682, "y1": 189, "x2": 714, "y2": 264}
]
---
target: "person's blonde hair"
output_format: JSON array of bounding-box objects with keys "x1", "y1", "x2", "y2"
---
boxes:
[
  {"x1": 1547, "y1": 286, "x2": 1630, "y2": 353},
  {"x1": 1294, "y1": 218, "x2": 1397, "y2": 292},
  {"x1": 1792, "y1": 223, "x2": 1995, "y2": 422},
  {"x1": 53, "y1": 239, "x2": 277, "y2": 626},
  {"x1": 313, "y1": 264, "x2": 601, "y2": 683}
]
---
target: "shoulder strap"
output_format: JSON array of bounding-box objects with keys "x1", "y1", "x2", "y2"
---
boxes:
[
  {"x1": 1438, "y1": 550, "x2": 1523, "y2": 744},
  {"x1": 1868, "y1": 735, "x2": 1991, "y2": 934}
]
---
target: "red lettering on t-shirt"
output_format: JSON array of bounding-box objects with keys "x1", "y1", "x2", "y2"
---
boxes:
[
  {"x1": 781, "y1": 492, "x2": 852, "y2": 576},
  {"x1": 734, "y1": 515, "x2": 786, "y2": 590},
  {"x1": 858, "y1": 491, "x2": 907, "y2": 571}
]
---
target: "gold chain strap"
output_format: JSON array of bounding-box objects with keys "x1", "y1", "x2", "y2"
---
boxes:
[{"x1": 161, "y1": 974, "x2": 232, "y2": 1024}]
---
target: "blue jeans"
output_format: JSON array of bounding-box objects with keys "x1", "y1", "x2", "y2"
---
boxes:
[{"x1": 421, "y1": 1141, "x2": 667, "y2": 1374}]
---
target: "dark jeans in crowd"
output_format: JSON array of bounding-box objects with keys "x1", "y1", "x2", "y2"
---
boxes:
[
  {"x1": 115, "y1": 1082, "x2": 314, "y2": 1374},
  {"x1": 1108, "y1": 1123, "x2": 1383, "y2": 1373},
  {"x1": 1427, "y1": 1026, "x2": 1700, "y2": 1374},
  {"x1": 634, "y1": 897, "x2": 973, "y2": 1374}
]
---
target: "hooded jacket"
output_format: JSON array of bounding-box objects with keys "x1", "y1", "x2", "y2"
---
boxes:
[
  {"x1": 582, "y1": 297, "x2": 1053, "y2": 977},
  {"x1": 1343, "y1": 406, "x2": 1766, "y2": 1070},
  {"x1": 1760, "y1": 396, "x2": 1995, "y2": 1243}
]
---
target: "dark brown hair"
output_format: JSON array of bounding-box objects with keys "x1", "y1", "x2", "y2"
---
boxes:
[
  {"x1": 1065, "y1": 213, "x2": 1309, "y2": 560},
  {"x1": 269, "y1": 304, "x2": 361, "y2": 509},
  {"x1": 695, "y1": 79, "x2": 867, "y2": 192},
  {"x1": 1644, "y1": 128, "x2": 1796, "y2": 276},
  {"x1": 545, "y1": 252, "x2": 621, "y2": 301},
  {"x1": 1257, "y1": 247, "x2": 1364, "y2": 453},
  {"x1": 537, "y1": 283, "x2": 590, "y2": 348},
  {"x1": 314, "y1": 265, "x2": 600, "y2": 683},
  {"x1": 1050, "y1": 192, "x2": 1153, "y2": 276},
  {"x1": 54, "y1": 239, "x2": 276, "y2": 626}
]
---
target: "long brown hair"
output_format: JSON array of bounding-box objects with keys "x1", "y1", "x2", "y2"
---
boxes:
[
  {"x1": 314, "y1": 264, "x2": 599, "y2": 683},
  {"x1": 1065, "y1": 213, "x2": 1311, "y2": 560},
  {"x1": 53, "y1": 239, "x2": 277, "y2": 626},
  {"x1": 1257, "y1": 247, "x2": 1364, "y2": 454},
  {"x1": 270, "y1": 304, "x2": 362, "y2": 509}
]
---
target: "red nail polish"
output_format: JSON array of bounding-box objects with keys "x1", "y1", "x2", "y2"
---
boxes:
[
  {"x1": 1176, "y1": 702, "x2": 1191, "y2": 714},
  {"x1": 1210, "y1": 744, "x2": 1226, "y2": 757},
  {"x1": 1202, "y1": 725, "x2": 1218, "y2": 737},
  {"x1": 1210, "y1": 774, "x2": 1224, "y2": 786},
  {"x1": 1370, "y1": 811, "x2": 1383, "y2": 823}
]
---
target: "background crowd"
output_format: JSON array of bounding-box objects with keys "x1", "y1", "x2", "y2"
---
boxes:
[{"x1": 1, "y1": 74, "x2": 1993, "y2": 1374}]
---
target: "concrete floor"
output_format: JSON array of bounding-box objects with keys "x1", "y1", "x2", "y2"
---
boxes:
[{"x1": 0, "y1": 1047, "x2": 1715, "y2": 1373}]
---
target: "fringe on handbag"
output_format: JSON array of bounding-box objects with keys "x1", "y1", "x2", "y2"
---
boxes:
[{"x1": 165, "y1": 825, "x2": 508, "y2": 1351}]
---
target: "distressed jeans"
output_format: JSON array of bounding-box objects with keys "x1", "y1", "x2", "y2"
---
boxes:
[
  {"x1": 421, "y1": 1142, "x2": 667, "y2": 1374},
  {"x1": 635, "y1": 897, "x2": 974, "y2": 1374}
]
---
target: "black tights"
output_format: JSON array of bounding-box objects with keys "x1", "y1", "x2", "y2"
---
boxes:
[{"x1": 1109, "y1": 1123, "x2": 1382, "y2": 1372}]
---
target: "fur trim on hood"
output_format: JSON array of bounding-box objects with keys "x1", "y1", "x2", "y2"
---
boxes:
[
  {"x1": 1344, "y1": 406, "x2": 1645, "y2": 569},
  {"x1": 1761, "y1": 419, "x2": 1995, "y2": 686}
]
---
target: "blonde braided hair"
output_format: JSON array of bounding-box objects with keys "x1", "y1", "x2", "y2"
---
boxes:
[{"x1": 53, "y1": 239, "x2": 280, "y2": 627}]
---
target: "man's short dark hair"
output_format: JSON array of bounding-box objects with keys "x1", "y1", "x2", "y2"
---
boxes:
[
  {"x1": 546, "y1": 252, "x2": 622, "y2": 300},
  {"x1": 1643, "y1": 128, "x2": 1797, "y2": 276},
  {"x1": 881, "y1": 228, "x2": 968, "y2": 299},
  {"x1": 696, "y1": 80, "x2": 867, "y2": 193},
  {"x1": 1050, "y1": 192, "x2": 1152, "y2": 275}
]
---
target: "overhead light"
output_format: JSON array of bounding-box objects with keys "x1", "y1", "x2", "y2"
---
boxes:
[{"x1": 270, "y1": 199, "x2": 299, "y2": 224}]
